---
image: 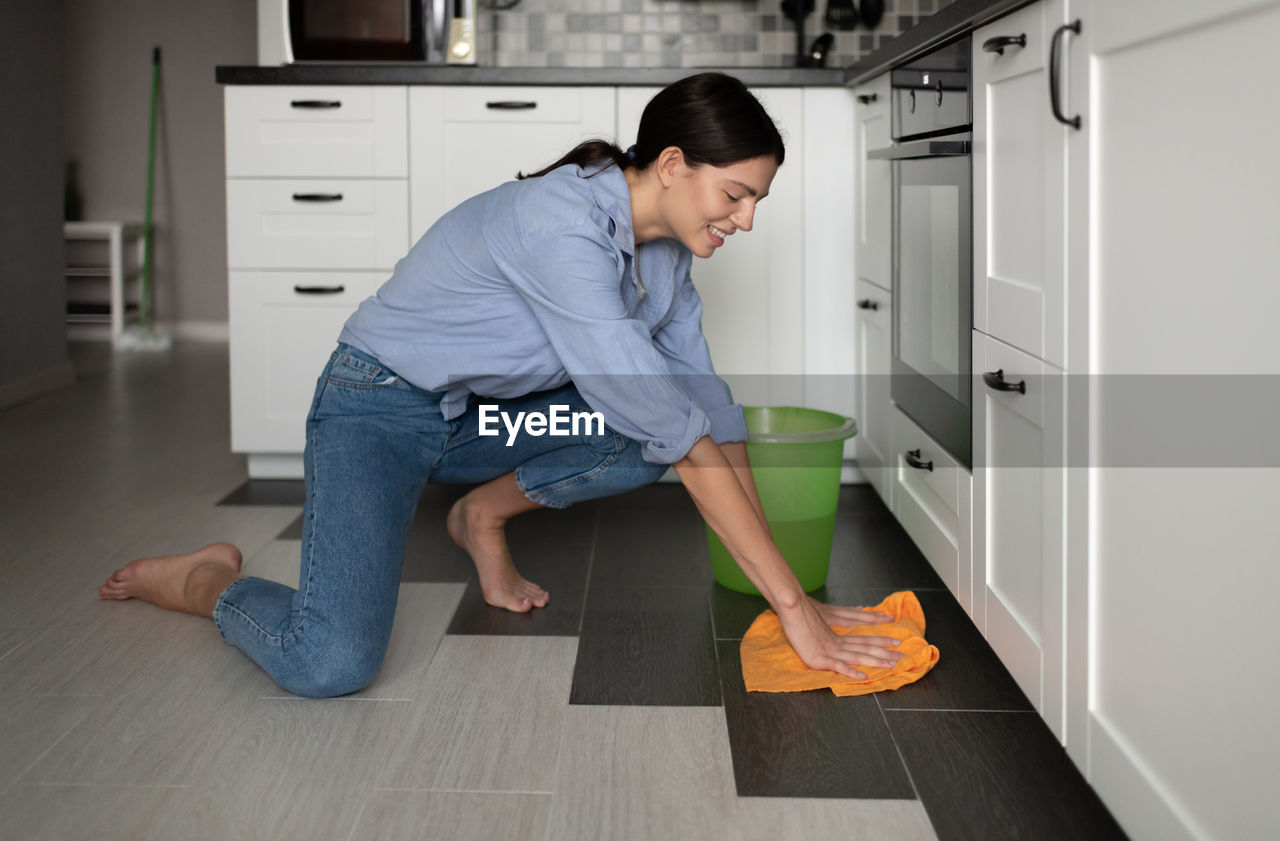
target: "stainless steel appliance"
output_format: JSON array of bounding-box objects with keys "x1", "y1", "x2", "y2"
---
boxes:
[
  {"x1": 260, "y1": 0, "x2": 476, "y2": 65},
  {"x1": 870, "y1": 36, "x2": 973, "y2": 468}
]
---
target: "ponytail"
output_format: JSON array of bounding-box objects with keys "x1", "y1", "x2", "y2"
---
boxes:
[{"x1": 517, "y1": 139, "x2": 632, "y2": 180}]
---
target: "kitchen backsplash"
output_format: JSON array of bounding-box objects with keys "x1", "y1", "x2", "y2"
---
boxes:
[{"x1": 480, "y1": 0, "x2": 952, "y2": 69}]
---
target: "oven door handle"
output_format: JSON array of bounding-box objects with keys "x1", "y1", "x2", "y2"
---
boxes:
[{"x1": 868, "y1": 140, "x2": 971, "y2": 160}]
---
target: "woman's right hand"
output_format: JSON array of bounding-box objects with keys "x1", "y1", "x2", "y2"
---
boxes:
[{"x1": 775, "y1": 598, "x2": 903, "y2": 680}]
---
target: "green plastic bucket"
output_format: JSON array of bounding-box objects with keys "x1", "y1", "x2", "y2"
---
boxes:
[{"x1": 707, "y1": 406, "x2": 857, "y2": 594}]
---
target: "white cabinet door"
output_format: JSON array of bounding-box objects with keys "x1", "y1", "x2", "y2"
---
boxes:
[
  {"x1": 409, "y1": 86, "x2": 618, "y2": 240},
  {"x1": 1084, "y1": 3, "x2": 1280, "y2": 841},
  {"x1": 973, "y1": 0, "x2": 1068, "y2": 368},
  {"x1": 971, "y1": 330, "x2": 1066, "y2": 736},
  {"x1": 617, "y1": 87, "x2": 807, "y2": 411},
  {"x1": 229, "y1": 272, "x2": 386, "y2": 454},
  {"x1": 854, "y1": 73, "x2": 891, "y2": 294},
  {"x1": 854, "y1": 278, "x2": 892, "y2": 507}
]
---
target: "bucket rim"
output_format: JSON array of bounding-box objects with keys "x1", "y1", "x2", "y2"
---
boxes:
[{"x1": 742, "y1": 406, "x2": 858, "y2": 444}]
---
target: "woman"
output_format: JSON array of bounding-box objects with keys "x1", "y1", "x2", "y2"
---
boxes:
[{"x1": 99, "y1": 73, "x2": 902, "y2": 698}]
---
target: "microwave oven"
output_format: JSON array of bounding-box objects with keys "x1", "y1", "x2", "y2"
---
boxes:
[{"x1": 257, "y1": 0, "x2": 476, "y2": 65}]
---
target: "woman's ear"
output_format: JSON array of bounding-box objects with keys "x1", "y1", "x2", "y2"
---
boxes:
[{"x1": 655, "y1": 146, "x2": 686, "y2": 188}]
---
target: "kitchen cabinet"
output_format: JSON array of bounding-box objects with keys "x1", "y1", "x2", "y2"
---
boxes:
[
  {"x1": 852, "y1": 73, "x2": 893, "y2": 502},
  {"x1": 853, "y1": 277, "x2": 892, "y2": 507},
  {"x1": 890, "y1": 402, "x2": 973, "y2": 608},
  {"x1": 1080, "y1": 3, "x2": 1280, "y2": 841},
  {"x1": 224, "y1": 85, "x2": 410, "y2": 477},
  {"x1": 967, "y1": 1, "x2": 1280, "y2": 840},
  {"x1": 409, "y1": 86, "x2": 617, "y2": 241},
  {"x1": 971, "y1": 0, "x2": 1075, "y2": 744}
]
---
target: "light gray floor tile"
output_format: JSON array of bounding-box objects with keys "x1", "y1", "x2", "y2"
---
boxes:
[
  {"x1": 544, "y1": 705, "x2": 740, "y2": 841},
  {"x1": 0, "y1": 694, "x2": 96, "y2": 795},
  {"x1": 241, "y1": 538, "x2": 303, "y2": 587},
  {"x1": 0, "y1": 783, "x2": 187, "y2": 841},
  {"x1": 157, "y1": 698, "x2": 411, "y2": 841},
  {"x1": 0, "y1": 627, "x2": 37, "y2": 662},
  {"x1": 22, "y1": 627, "x2": 274, "y2": 786},
  {"x1": 352, "y1": 790, "x2": 550, "y2": 841},
  {"x1": 376, "y1": 635, "x2": 578, "y2": 793},
  {"x1": 729, "y1": 797, "x2": 939, "y2": 841}
]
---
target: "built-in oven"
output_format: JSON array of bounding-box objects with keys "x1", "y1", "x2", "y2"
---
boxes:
[{"x1": 869, "y1": 36, "x2": 973, "y2": 469}]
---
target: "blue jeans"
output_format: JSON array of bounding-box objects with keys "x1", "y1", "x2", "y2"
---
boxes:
[{"x1": 212, "y1": 343, "x2": 667, "y2": 697}]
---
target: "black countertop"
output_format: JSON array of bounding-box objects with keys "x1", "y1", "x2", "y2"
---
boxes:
[{"x1": 216, "y1": 0, "x2": 1036, "y2": 89}]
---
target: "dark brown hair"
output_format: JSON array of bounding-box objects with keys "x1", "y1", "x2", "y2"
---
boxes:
[{"x1": 518, "y1": 73, "x2": 785, "y2": 179}]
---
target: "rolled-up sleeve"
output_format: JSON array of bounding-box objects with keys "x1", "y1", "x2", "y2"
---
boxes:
[
  {"x1": 652, "y1": 272, "x2": 749, "y2": 444},
  {"x1": 494, "y1": 224, "x2": 711, "y2": 464}
]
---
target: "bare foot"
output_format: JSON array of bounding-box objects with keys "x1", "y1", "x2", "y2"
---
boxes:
[
  {"x1": 98, "y1": 542, "x2": 243, "y2": 618},
  {"x1": 447, "y1": 495, "x2": 549, "y2": 613}
]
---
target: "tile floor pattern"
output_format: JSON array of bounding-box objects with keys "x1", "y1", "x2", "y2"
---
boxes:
[{"x1": 0, "y1": 342, "x2": 1128, "y2": 840}]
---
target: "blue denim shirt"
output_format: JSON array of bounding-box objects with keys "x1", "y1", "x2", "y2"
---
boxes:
[{"x1": 338, "y1": 162, "x2": 747, "y2": 464}]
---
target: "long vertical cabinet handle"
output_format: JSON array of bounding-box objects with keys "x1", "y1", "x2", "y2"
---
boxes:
[{"x1": 1049, "y1": 20, "x2": 1082, "y2": 129}]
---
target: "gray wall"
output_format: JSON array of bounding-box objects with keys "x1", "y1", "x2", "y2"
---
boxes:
[
  {"x1": 0, "y1": 1, "x2": 75, "y2": 407},
  {"x1": 63, "y1": 0, "x2": 256, "y2": 333}
]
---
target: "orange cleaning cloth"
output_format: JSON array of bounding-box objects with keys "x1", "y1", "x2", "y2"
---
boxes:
[{"x1": 740, "y1": 591, "x2": 939, "y2": 696}]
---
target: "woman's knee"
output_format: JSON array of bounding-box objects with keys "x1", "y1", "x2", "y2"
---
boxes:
[{"x1": 277, "y1": 635, "x2": 387, "y2": 699}]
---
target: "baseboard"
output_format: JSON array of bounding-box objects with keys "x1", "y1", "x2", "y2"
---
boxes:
[
  {"x1": 0, "y1": 360, "x2": 76, "y2": 409},
  {"x1": 1088, "y1": 713, "x2": 1202, "y2": 841},
  {"x1": 168, "y1": 320, "x2": 229, "y2": 342}
]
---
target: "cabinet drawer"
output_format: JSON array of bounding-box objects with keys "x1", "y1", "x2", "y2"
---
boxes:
[
  {"x1": 854, "y1": 277, "x2": 893, "y2": 506},
  {"x1": 229, "y1": 272, "x2": 386, "y2": 454},
  {"x1": 227, "y1": 179, "x2": 408, "y2": 270},
  {"x1": 856, "y1": 73, "x2": 891, "y2": 293},
  {"x1": 225, "y1": 86, "x2": 407, "y2": 177},
  {"x1": 891, "y1": 403, "x2": 970, "y2": 597},
  {"x1": 442, "y1": 86, "x2": 591, "y2": 123}
]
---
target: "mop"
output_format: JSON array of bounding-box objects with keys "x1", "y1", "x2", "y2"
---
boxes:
[{"x1": 115, "y1": 46, "x2": 172, "y2": 351}]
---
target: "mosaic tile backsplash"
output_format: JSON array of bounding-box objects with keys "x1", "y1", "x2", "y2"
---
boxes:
[{"x1": 479, "y1": 0, "x2": 953, "y2": 69}]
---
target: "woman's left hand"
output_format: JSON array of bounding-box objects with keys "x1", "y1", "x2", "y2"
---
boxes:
[{"x1": 807, "y1": 595, "x2": 893, "y2": 627}]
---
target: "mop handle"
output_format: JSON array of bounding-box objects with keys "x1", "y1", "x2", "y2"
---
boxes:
[{"x1": 140, "y1": 46, "x2": 160, "y2": 329}]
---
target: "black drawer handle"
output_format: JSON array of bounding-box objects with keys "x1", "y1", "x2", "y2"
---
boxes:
[
  {"x1": 856, "y1": 299, "x2": 880, "y2": 311},
  {"x1": 857, "y1": 93, "x2": 878, "y2": 105},
  {"x1": 983, "y1": 369, "x2": 1027, "y2": 394},
  {"x1": 290, "y1": 100, "x2": 342, "y2": 109},
  {"x1": 293, "y1": 285, "x2": 346, "y2": 295},
  {"x1": 292, "y1": 193, "x2": 344, "y2": 202},
  {"x1": 982, "y1": 34, "x2": 1026, "y2": 56},
  {"x1": 905, "y1": 449, "x2": 934, "y2": 472},
  {"x1": 1050, "y1": 20, "x2": 1083, "y2": 130},
  {"x1": 485, "y1": 101, "x2": 537, "y2": 110}
]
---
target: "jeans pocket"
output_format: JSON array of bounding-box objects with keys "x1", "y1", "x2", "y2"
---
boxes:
[{"x1": 326, "y1": 347, "x2": 400, "y2": 391}]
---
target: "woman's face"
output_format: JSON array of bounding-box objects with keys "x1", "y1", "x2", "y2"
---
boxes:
[{"x1": 662, "y1": 153, "x2": 779, "y2": 258}]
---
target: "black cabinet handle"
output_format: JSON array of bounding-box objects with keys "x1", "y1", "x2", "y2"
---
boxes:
[
  {"x1": 290, "y1": 100, "x2": 342, "y2": 109},
  {"x1": 983, "y1": 368, "x2": 1027, "y2": 394},
  {"x1": 1050, "y1": 20, "x2": 1082, "y2": 129},
  {"x1": 293, "y1": 285, "x2": 346, "y2": 295},
  {"x1": 485, "y1": 101, "x2": 537, "y2": 110},
  {"x1": 292, "y1": 193, "x2": 343, "y2": 202},
  {"x1": 982, "y1": 34, "x2": 1027, "y2": 56},
  {"x1": 905, "y1": 448, "x2": 934, "y2": 472},
  {"x1": 857, "y1": 299, "x2": 880, "y2": 311},
  {"x1": 857, "y1": 93, "x2": 878, "y2": 105}
]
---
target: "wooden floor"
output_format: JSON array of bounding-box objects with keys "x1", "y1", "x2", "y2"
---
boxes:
[{"x1": 0, "y1": 342, "x2": 1128, "y2": 841}]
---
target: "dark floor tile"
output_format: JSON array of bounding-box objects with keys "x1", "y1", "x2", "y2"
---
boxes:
[
  {"x1": 217, "y1": 479, "x2": 305, "y2": 506},
  {"x1": 717, "y1": 639, "x2": 916, "y2": 799},
  {"x1": 570, "y1": 585, "x2": 720, "y2": 706},
  {"x1": 886, "y1": 710, "x2": 1130, "y2": 841},
  {"x1": 825, "y1": 512, "x2": 946, "y2": 590},
  {"x1": 827, "y1": 588, "x2": 1033, "y2": 712},
  {"x1": 400, "y1": 484, "x2": 478, "y2": 583},
  {"x1": 276, "y1": 513, "x2": 304, "y2": 540},
  {"x1": 838, "y1": 483, "x2": 892, "y2": 516},
  {"x1": 446, "y1": 503, "x2": 597, "y2": 636},
  {"x1": 591, "y1": 486, "x2": 711, "y2": 587},
  {"x1": 711, "y1": 584, "x2": 869, "y2": 640}
]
